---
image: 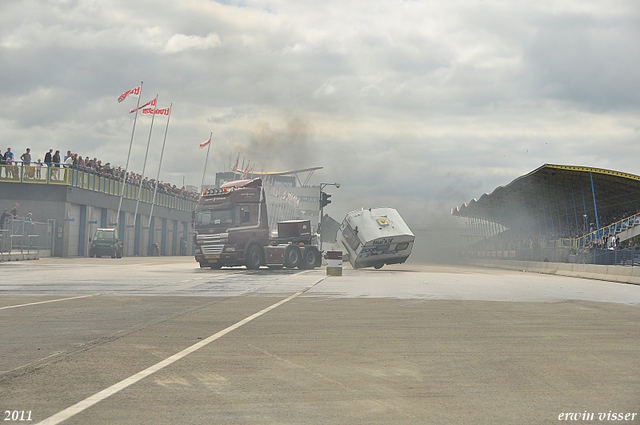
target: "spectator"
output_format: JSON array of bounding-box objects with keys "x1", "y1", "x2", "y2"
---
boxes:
[
  {"x1": 10, "y1": 203, "x2": 18, "y2": 218},
  {"x1": 4, "y1": 148, "x2": 16, "y2": 179},
  {"x1": 20, "y1": 148, "x2": 32, "y2": 165},
  {"x1": 44, "y1": 149, "x2": 53, "y2": 166},
  {"x1": 5, "y1": 148, "x2": 14, "y2": 165},
  {"x1": 25, "y1": 213, "x2": 35, "y2": 228},
  {"x1": 0, "y1": 209, "x2": 9, "y2": 229}
]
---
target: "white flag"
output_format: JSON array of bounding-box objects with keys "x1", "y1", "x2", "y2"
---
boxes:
[
  {"x1": 141, "y1": 106, "x2": 170, "y2": 116},
  {"x1": 118, "y1": 86, "x2": 140, "y2": 103},
  {"x1": 199, "y1": 137, "x2": 211, "y2": 149},
  {"x1": 130, "y1": 98, "x2": 156, "y2": 113}
]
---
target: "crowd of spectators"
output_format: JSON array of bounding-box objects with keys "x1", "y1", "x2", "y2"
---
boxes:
[
  {"x1": 1, "y1": 147, "x2": 199, "y2": 201},
  {"x1": 597, "y1": 207, "x2": 640, "y2": 231}
]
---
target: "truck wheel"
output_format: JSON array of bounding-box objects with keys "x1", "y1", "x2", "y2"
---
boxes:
[
  {"x1": 246, "y1": 244, "x2": 264, "y2": 270},
  {"x1": 300, "y1": 246, "x2": 320, "y2": 269},
  {"x1": 284, "y1": 245, "x2": 302, "y2": 268},
  {"x1": 374, "y1": 263, "x2": 384, "y2": 269}
]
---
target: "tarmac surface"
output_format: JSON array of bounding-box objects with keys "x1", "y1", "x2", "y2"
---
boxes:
[{"x1": 1, "y1": 257, "x2": 639, "y2": 424}]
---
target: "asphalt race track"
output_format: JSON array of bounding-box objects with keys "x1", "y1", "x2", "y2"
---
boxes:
[{"x1": 1, "y1": 257, "x2": 639, "y2": 424}]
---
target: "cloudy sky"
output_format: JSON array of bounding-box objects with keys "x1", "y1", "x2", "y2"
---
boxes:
[{"x1": 1, "y1": 0, "x2": 639, "y2": 225}]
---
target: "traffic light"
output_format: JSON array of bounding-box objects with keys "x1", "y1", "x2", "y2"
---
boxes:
[{"x1": 320, "y1": 192, "x2": 332, "y2": 208}]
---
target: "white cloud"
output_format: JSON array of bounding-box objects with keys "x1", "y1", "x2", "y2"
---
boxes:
[{"x1": 164, "y1": 33, "x2": 222, "y2": 53}]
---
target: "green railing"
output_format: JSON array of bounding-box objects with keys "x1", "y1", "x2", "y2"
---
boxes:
[{"x1": 0, "y1": 164, "x2": 197, "y2": 212}]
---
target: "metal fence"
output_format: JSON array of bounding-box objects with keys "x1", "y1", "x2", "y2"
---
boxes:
[
  {"x1": 0, "y1": 163, "x2": 197, "y2": 213},
  {"x1": 0, "y1": 217, "x2": 55, "y2": 256}
]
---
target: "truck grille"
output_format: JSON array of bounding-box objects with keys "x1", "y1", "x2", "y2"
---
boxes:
[
  {"x1": 198, "y1": 233, "x2": 228, "y2": 243},
  {"x1": 201, "y1": 244, "x2": 224, "y2": 254}
]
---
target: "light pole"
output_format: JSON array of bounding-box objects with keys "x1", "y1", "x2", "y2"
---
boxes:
[{"x1": 319, "y1": 182, "x2": 340, "y2": 249}]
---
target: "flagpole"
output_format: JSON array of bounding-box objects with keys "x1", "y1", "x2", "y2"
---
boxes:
[
  {"x1": 133, "y1": 94, "x2": 158, "y2": 236},
  {"x1": 116, "y1": 81, "x2": 143, "y2": 227},
  {"x1": 200, "y1": 132, "x2": 212, "y2": 191},
  {"x1": 148, "y1": 102, "x2": 172, "y2": 228}
]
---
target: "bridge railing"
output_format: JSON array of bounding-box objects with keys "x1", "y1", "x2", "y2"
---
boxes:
[{"x1": 0, "y1": 163, "x2": 197, "y2": 213}]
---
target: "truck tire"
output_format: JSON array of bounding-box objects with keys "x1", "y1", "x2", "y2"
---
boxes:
[
  {"x1": 300, "y1": 246, "x2": 320, "y2": 269},
  {"x1": 246, "y1": 244, "x2": 264, "y2": 270},
  {"x1": 284, "y1": 245, "x2": 301, "y2": 268}
]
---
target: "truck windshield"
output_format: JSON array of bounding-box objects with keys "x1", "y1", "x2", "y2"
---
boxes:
[{"x1": 195, "y1": 203, "x2": 234, "y2": 227}]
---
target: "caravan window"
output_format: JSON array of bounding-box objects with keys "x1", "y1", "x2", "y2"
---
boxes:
[{"x1": 342, "y1": 224, "x2": 361, "y2": 251}]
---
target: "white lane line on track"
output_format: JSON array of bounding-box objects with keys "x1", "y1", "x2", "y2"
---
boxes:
[
  {"x1": 36, "y1": 276, "x2": 327, "y2": 425},
  {"x1": 0, "y1": 295, "x2": 96, "y2": 310}
]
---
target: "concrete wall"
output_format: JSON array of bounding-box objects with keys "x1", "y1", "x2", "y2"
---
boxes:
[
  {"x1": 469, "y1": 259, "x2": 640, "y2": 285},
  {"x1": 0, "y1": 181, "x2": 194, "y2": 257}
]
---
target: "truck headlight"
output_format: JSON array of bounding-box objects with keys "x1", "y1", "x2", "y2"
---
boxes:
[{"x1": 224, "y1": 246, "x2": 236, "y2": 252}]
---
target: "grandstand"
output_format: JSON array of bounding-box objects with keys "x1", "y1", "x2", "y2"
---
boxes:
[{"x1": 451, "y1": 164, "x2": 640, "y2": 265}]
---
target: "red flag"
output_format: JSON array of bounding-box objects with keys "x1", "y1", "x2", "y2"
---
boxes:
[
  {"x1": 118, "y1": 86, "x2": 140, "y2": 103},
  {"x1": 199, "y1": 137, "x2": 211, "y2": 149},
  {"x1": 130, "y1": 98, "x2": 156, "y2": 113},
  {"x1": 232, "y1": 154, "x2": 239, "y2": 172},
  {"x1": 241, "y1": 161, "x2": 250, "y2": 178}
]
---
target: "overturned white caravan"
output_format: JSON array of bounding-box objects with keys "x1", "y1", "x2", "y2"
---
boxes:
[{"x1": 336, "y1": 207, "x2": 414, "y2": 269}]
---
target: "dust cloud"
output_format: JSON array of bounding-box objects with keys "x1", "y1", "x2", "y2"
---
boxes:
[{"x1": 226, "y1": 117, "x2": 314, "y2": 172}]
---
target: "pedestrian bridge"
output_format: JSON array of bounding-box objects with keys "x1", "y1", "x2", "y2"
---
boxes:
[{"x1": 0, "y1": 164, "x2": 197, "y2": 258}]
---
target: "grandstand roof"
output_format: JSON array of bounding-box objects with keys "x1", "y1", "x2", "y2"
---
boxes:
[{"x1": 451, "y1": 164, "x2": 640, "y2": 237}]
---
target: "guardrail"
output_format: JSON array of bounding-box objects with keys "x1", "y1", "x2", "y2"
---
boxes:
[
  {"x1": 0, "y1": 218, "x2": 55, "y2": 261},
  {"x1": 0, "y1": 163, "x2": 197, "y2": 213},
  {"x1": 468, "y1": 247, "x2": 640, "y2": 266}
]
